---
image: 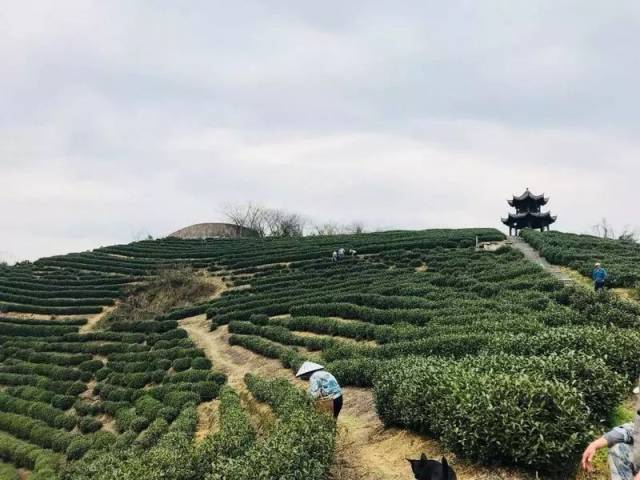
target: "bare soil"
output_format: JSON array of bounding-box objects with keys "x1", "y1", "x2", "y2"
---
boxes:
[
  {"x1": 195, "y1": 400, "x2": 220, "y2": 441},
  {"x1": 80, "y1": 306, "x2": 115, "y2": 333},
  {"x1": 79, "y1": 380, "x2": 98, "y2": 401},
  {"x1": 98, "y1": 414, "x2": 118, "y2": 434}
]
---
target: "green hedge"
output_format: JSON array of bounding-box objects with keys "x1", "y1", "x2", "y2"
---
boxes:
[
  {"x1": 0, "y1": 461, "x2": 19, "y2": 480},
  {"x1": 0, "y1": 431, "x2": 61, "y2": 478},
  {"x1": 0, "y1": 412, "x2": 76, "y2": 452},
  {"x1": 205, "y1": 375, "x2": 335, "y2": 480},
  {"x1": 196, "y1": 387, "x2": 255, "y2": 477},
  {"x1": 374, "y1": 357, "x2": 593, "y2": 472}
]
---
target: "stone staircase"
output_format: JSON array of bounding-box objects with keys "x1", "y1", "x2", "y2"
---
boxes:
[{"x1": 507, "y1": 236, "x2": 575, "y2": 286}]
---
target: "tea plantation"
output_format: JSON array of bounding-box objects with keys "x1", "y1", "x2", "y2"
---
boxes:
[
  {"x1": 0, "y1": 228, "x2": 638, "y2": 478},
  {"x1": 522, "y1": 229, "x2": 640, "y2": 288}
]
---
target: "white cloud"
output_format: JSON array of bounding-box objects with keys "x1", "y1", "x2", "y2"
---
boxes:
[{"x1": 0, "y1": 1, "x2": 638, "y2": 261}]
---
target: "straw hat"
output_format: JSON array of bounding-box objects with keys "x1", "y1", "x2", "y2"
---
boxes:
[{"x1": 295, "y1": 361, "x2": 325, "y2": 377}]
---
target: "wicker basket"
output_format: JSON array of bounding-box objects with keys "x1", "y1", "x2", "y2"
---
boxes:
[{"x1": 314, "y1": 398, "x2": 334, "y2": 415}]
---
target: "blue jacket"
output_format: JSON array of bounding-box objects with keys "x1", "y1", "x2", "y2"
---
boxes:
[
  {"x1": 308, "y1": 370, "x2": 342, "y2": 400},
  {"x1": 593, "y1": 267, "x2": 608, "y2": 282}
]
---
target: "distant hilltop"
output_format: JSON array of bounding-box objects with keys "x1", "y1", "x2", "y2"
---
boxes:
[{"x1": 168, "y1": 222, "x2": 260, "y2": 239}]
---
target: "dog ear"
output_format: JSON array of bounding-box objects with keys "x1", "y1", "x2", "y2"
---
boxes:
[
  {"x1": 407, "y1": 458, "x2": 420, "y2": 475},
  {"x1": 420, "y1": 453, "x2": 428, "y2": 462}
]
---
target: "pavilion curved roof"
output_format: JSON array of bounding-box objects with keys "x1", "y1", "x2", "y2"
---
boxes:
[
  {"x1": 501, "y1": 211, "x2": 557, "y2": 225},
  {"x1": 508, "y1": 188, "x2": 549, "y2": 206}
]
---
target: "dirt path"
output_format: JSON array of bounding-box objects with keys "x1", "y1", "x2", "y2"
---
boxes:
[
  {"x1": 508, "y1": 236, "x2": 575, "y2": 286},
  {"x1": 179, "y1": 316, "x2": 533, "y2": 480},
  {"x1": 79, "y1": 306, "x2": 115, "y2": 333},
  {"x1": 510, "y1": 236, "x2": 640, "y2": 308}
]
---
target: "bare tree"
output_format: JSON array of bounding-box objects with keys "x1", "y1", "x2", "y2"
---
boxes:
[
  {"x1": 344, "y1": 222, "x2": 366, "y2": 234},
  {"x1": 262, "y1": 208, "x2": 284, "y2": 236},
  {"x1": 221, "y1": 203, "x2": 249, "y2": 228},
  {"x1": 132, "y1": 230, "x2": 154, "y2": 242},
  {"x1": 618, "y1": 226, "x2": 638, "y2": 243},
  {"x1": 222, "y1": 202, "x2": 267, "y2": 236},
  {"x1": 592, "y1": 218, "x2": 615, "y2": 239},
  {"x1": 223, "y1": 203, "x2": 305, "y2": 238},
  {"x1": 261, "y1": 208, "x2": 305, "y2": 237},
  {"x1": 313, "y1": 222, "x2": 341, "y2": 236},
  {"x1": 277, "y1": 212, "x2": 305, "y2": 237},
  {"x1": 312, "y1": 221, "x2": 366, "y2": 236}
]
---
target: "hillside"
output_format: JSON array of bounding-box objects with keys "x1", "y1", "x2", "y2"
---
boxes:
[
  {"x1": 0, "y1": 228, "x2": 638, "y2": 479},
  {"x1": 169, "y1": 223, "x2": 260, "y2": 239},
  {"x1": 522, "y1": 230, "x2": 640, "y2": 288}
]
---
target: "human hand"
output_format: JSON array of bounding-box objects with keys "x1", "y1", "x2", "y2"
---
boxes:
[{"x1": 581, "y1": 441, "x2": 599, "y2": 472}]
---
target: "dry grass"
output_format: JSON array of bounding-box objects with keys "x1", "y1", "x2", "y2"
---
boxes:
[
  {"x1": 101, "y1": 268, "x2": 220, "y2": 326},
  {"x1": 557, "y1": 266, "x2": 593, "y2": 289},
  {"x1": 194, "y1": 400, "x2": 220, "y2": 442},
  {"x1": 294, "y1": 329, "x2": 378, "y2": 347},
  {"x1": 612, "y1": 287, "x2": 640, "y2": 305}
]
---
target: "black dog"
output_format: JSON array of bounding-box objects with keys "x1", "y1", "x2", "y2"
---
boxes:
[{"x1": 408, "y1": 453, "x2": 457, "y2": 480}]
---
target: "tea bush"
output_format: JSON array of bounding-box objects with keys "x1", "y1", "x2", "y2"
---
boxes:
[
  {"x1": 206, "y1": 375, "x2": 335, "y2": 480},
  {"x1": 2, "y1": 227, "x2": 636, "y2": 475},
  {"x1": 522, "y1": 230, "x2": 640, "y2": 287},
  {"x1": 374, "y1": 357, "x2": 593, "y2": 472},
  {"x1": 0, "y1": 461, "x2": 19, "y2": 480}
]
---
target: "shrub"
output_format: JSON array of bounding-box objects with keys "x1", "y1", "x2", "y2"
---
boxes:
[
  {"x1": 207, "y1": 375, "x2": 335, "y2": 480},
  {"x1": 66, "y1": 382, "x2": 87, "y2": 396},
  {"x1": 115, "y1": 408, "x2": 137, "y2": 432},
  {"x1": 133, "y1": 418, "x2": 169, "y2": 450},
  {"x1": 130, "y1": 416, "x2": 150, "y2": 433},
  {"x1": 191, "y1": 357, "x2": 211, "y2": 370},
  {"x1": 164, "y1": 391, "x2": 200, "y2": 409},
  {"x1": 135, "y1": 395, "x2": 163, "y2": 420},
  {"x1": 78, "y1": 417, "x2": 102, "y2": 434},
  {"x1": 0, "y1": 462, "x2": 19, "y2": 480},
  {"x1": 157, "y1": 407, "x2": 179, "y2": 422},
  {"x1": 0, "y1": 431, "x2": 61, "y2": 474},
  {"x1": 66, "y1": 436, "x2": 92, "y2": 460},
  {"x1": 171, "y1": 357, "x2": 192, "y2": 372},
  {"x1": 196, "y1": 387, "x2": 255, "y2": 477},
  {"x1": 89, "y1": 431, "x2": 117, "y2": 451},
  {"x1": 78, "y1": 360, "x2": 104, "y2": 373},
  {"x1": 374, "y1": 357, "x2": 592, "y2": 472},
  {"x1": 51, "y1": 394, "x2": 75, "y2": 410}
]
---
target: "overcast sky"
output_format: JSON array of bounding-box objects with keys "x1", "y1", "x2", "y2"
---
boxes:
[{"x1": 1, "y1": 1, "x2": 638, "y2": 262}]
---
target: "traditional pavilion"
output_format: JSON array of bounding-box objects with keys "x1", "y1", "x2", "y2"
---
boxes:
[{"x1": 502, "y1": 188, "x2": 557, "y2": 236}]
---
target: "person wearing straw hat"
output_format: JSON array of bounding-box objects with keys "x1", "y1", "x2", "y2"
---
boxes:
[
  {"x1": 581, "y1": 385, "x2": 640, "y2": 479},
  {"x1": 296, "y1": 361, "x2": 343, "y2": 419},
  {"x1": 592, "y1": 262, "x2": 608, "y2": 292}
]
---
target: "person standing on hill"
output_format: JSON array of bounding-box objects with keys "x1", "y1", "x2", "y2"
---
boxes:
[
  {"x1": 592, "y1": 262, "x2": 608, "y2": 292},
  {"x1": 296, "y1": 361, "x2": 343, "y2": 419}
]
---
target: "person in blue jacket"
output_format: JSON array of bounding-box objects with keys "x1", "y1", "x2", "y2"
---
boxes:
[
  {"x1": 295, "y1": 361, "x2": 343, "y2": 419},
  {"x1": 592, "y1": 262, "x2": 608, "y2": 292}
]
